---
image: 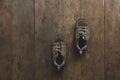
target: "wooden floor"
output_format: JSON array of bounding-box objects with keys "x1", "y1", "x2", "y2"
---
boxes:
[{"x1": 0, "y1": 0, "x2": 120, "y2": 80}]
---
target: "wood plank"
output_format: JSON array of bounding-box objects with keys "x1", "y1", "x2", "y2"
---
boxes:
[
  {"x1": 0, "y1": 0, "x2": 12, "y2": 80},
  {"x1": 35, "y1": 0, "x2": 63, "y2": 80},
  {"x1": 62, "y1": 0, "x2": 83, "y2": 80},
  {"x1": 105, "y1": 0, "x2": 120, "y2": 80},
  {"x1": 11, "y1": 0, "x2": 35, "y2": 80},
  {"x1": 81, "y1": 0, "x2": 104, "y2": 80}
]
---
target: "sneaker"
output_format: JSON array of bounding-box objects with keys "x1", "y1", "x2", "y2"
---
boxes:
[
  {"x1": 52, "y1": 35, "x2": 66, "y2": 71},
  {"x1": 75, "y1": 19, "x2": 89, "y2": 55}
]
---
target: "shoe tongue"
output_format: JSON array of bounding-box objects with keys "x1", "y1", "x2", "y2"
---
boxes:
[{"x1": 78, "y1": 35, "x2": 87, "y2": 48}]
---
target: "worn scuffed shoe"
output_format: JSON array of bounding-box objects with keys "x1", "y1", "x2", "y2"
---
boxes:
[
  {"x1": 75, "y1": 19, "x2": 89, "y2": 55},
  {"x1": 52, "y1": 36, "x2": 66, "y2": 71}
]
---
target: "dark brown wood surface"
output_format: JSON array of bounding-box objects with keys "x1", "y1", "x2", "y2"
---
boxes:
[
  {"x1": 35, "y1": 0, "x2": 63, "y2": 80},
  {"x1": 0, "y1": 0, "x2": 12, "y2": 80},
  {"x1": 8, "y1": 0, "x2": 35, "y2": 80},
  {"x1": 11, "y1": 0, "x2": 35, "y2": 80},
  {"x1": 80, "y1": 0, "x2": 104, "y2": 80},
  {"x1": 105, "y1": 0, "x2": 120, "y2": 80},
  {"x1": 0, "y1": 0, "x2": 120, "y2": 80},
  {"x1": 35, "y1": 0, "x2": 105, "y2": 80}
]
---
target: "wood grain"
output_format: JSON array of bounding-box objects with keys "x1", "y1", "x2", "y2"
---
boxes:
[
  {"x1": 62, "y1": 0, "x2": 83, "y2": 80},
  {"x1": 11, "y1": 0, "x2": 35, "y2": 80},
  {"x1": 35, "y1": 0, "x2": 105, "y2": 80},
  {"x1": 35, "y1": 0, "x2": 63, "y2": 80},
  {"x1": 0, "y1": 0, "x2": 12, "y2": 80},
  {"x1": 1, "y1": 0, "x2": 120, "y2": 80},
  {"x1": 81, "y1": 0, "x2": 104, "y2": 80},
  {"x1": 105, "y1": 0, "x2": 120, "y2": 80}
]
